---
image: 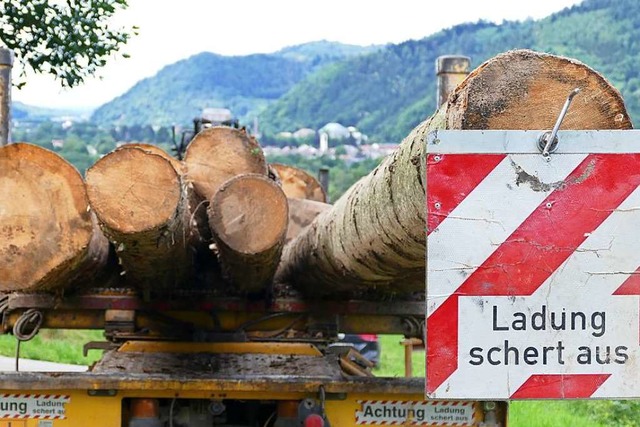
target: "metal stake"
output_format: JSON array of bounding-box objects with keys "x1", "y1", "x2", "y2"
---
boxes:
[
  {"x1": 539, "y1": 88, "x2": 581, "y2": 160},
  {"x1": 435, "y1": 55, "x2": 471, "y2": 108},
  {"x1": 0, "y1": 48, "x2": 13, "y2": 146},
  {"x1": 318, "y1": 167, "x2": 330, "y2": 202}
]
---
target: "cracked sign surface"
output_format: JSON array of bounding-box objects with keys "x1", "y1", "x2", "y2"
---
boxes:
[{"x1": 425, "y1": 130, "x2": 640, "y2": 399}]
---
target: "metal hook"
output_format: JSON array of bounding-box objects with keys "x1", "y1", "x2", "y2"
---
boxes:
[{"x1": 538, "y1": 88, "x2": 581, "y2": 160}]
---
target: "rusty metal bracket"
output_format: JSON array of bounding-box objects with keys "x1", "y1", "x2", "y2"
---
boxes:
[
  {"x1": 104, "y1": 309, "x2": 136, "y2": 340},
  {"x1": 83, "y1": 341, "x2": 118, "y2": 357}
]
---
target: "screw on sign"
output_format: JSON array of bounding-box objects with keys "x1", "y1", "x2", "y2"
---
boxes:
[{"x1": 425, "y1": 130, "x2": 640, "y2": 400}]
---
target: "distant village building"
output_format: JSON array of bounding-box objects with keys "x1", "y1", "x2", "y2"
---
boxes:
[
  {"x1": 276, "y1": 131, "x2": 293, "y2": 139},
  {"x1": 359, "y1": 143, "x2": 398, "y2": 159},
  {"x1": 347, "y1": 126, "x2": 367, "y2": 145},
  {"x1": 292, "y1": 128, "x2": 316, "y2": 139},
  {"x1": 319, "y1": 132, "x2": 329, "y2": 153},
  {"x1": 319, "y1": 122, "x2": 350, "y2": 140},
  {"x1": 201, "y1": 108, "x2": 233, "y2": 123}
]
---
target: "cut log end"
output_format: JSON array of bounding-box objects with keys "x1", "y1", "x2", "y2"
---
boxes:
[
  {"x1": 0, "y1": 143, "x2": 108, "y2": 292},
  {"x1": 286, "y1": 198, "x2": 331, "y2": 243},
  {"x1": 208, "y1": 174, "x2": 288, "y2": 292},
  {"x1": 270, "y1": 163, "x2": 327, "y2": 202},
  {"x1": 184, "y1": 127, "x2": 268, "y2": 200},
  {"x1": 449, "y1": 49, "x2": 632, "y2": 130},
  {"x1": 86, "y1": 146, "x2": 182, "y2": 234},
  {"x1": 120, "y1": 143, "x2": 183, "y2": 172},
  {"x1": 210, "y1": 174, "x2": 288, "y2": 254}
]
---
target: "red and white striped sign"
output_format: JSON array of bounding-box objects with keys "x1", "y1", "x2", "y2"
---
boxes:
[
  {"x1": 425, "y1": 130, "x2": 640, "y2": 399},
  {"x1": 0, "y1": 394, "x2": 69, "y2": 419}
]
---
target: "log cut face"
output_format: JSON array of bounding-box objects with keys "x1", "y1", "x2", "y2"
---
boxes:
[
  {"x1": 447, "y1": 49, "x2": 632, "y2": 130},
  {"x1": 119, "y1": 143, "x2": 211, "y2": 246},
  {"x1": 0, "y1": 143, "x2": 109, "y2": 292},
  {"x1": 271, "y1": 163, "x2": 327, "y2": 202},
  {"x1": 184, "y1": 127, "x2": 268, "y2": 200},
  {"x1": 86, "y1": 146, "x2": 193, "y2": 290},
  {"x1": 277, "y1": 49, "x2": 633, "y2": 297},
  {"x1": 285, "y1": 198, "x2": 331, "y2": 243},
  {"x1": 208, "y1": 174, "x2": 288, "y2": 293}
]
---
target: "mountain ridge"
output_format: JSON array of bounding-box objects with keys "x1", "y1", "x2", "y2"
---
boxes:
[
  {"x1": 90, "y1": 41, "x2": 380, "y2": 127},
  {"x1": 94, "y1": 0, "x2": 640, "y2": 143},
  {"x1": 260, "y1": 0, "x2": 640, "y2": 142}
]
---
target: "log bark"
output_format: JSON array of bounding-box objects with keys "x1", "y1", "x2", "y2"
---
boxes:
[
  {"x1": 183, "y1": 127, "x2": 268, "y2": 200},
  {"x1": 85, "y1": 145, "x2": 193, "y2": 291},
  {"x1": 276, "y1": 49, "x2": 633, "y2": 296},
  {"x1": 285, "y1": 198, "x2": 331, "y2": 243},
  {"x1": 0, "y1": 143, "x2": 109, "y2": 292},
  {"x1": 271, "y1": 163, "x2": 327, "y2": 202},
  {"x1": 208, "y1": 174, "x2": 288, "y2": 293}
]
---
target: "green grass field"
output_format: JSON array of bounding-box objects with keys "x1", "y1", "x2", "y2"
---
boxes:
[
  {"x1": 0, "y1": 329, "x2": 104, "y2": 365},
  {"x1": 0, "y1": 331, "x2": 634, "y2": 426}
]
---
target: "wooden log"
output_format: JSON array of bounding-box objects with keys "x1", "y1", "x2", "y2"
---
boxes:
[
  {"x1": 276, "y1": 49, "x2": 633, "y2": 296},
  {"x1": 121, "y1": 143, "x2": 183, "y2": 171},
  {"x1": 120, "y1": 143, "x2": 211, "y2": 245},
  {"x1": 208, "y1": 174, "x2": 288, "y2": 293},
  {"x1": 183, "y1": 127, "x2": 268, "y2": 200},
  {"x1": 285, "y1": 198, "x2": 331, "y2": 243},
  {"x1": 0, "y1": 143, "x2": 109, "y2": 292},
  {"x1": 85, "y1": 145, "x2": 193, "y2": 291},
  {"x1": 271, "y1": 163, "x2": 327, "y2": 202}
]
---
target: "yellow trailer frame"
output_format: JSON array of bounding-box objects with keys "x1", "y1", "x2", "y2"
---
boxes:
[{"x1": 0, "y1": 342, "x2": 508, "y2": 427}]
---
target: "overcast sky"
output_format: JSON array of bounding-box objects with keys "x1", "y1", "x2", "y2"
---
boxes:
[{"x1": 12, "y1": 0, "x2": 582, "y2": 109}]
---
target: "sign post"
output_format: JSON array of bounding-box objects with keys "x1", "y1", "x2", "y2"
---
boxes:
[{"x1": 425, "y1": 130, "x2": 640, "y2": 399}]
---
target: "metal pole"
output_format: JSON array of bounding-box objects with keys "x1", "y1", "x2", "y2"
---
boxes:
[
  {"x1": 435, "y1": 55, "x2": 470, "y2": 109},
  {"x1": 0, "y1": 48, "x2": 14, "y2": 146},
  {"x1": 318, "y1": 167, "x2": 330, "y2": 202}
]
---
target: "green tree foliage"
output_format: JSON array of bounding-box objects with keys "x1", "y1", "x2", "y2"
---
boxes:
[
  {"x1": 0, "y1": 0, "x2": 133, "y2": 88},
  {"x1": 13, "y1": 118, "x2": 182, "y2": 173}
]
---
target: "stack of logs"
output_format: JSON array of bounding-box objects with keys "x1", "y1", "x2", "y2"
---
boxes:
[
  {"x1": 0, "y1": 126, "x2": 329, "y2": 295},
  {"x1": 0, "y1": 50, "x2": 632, "y2": 298}
]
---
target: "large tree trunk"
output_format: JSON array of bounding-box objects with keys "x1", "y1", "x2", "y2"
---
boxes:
[
  {"x1": 183, "y1": 127, "x2": 268, "y2": 200},
  {"x1": 0, "y1": 143, "x2": 109, "y2": 292},
  {"x1": 271, "y1": 163, "x2": 327, "y2": 202},
  {"x1": 85, "y1": 145, "x2": 194, "y2": 291},
  {"x1": 208, "y1": 174, "x2": 288, "y2": 293},
  {"x1": 276, "y1": 49, "x2": 633, "y2": 297}
]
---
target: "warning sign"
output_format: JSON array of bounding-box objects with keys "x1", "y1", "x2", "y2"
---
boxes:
[
  {"x1": 426, "y1": 130, "x2": 640, "y2": 399},
  {"x1": 356, "y1": 400, "x2": 475, "y2": 425},
  {"x1": 0, "y1": 394, "x2": 70, "y2": 419}
]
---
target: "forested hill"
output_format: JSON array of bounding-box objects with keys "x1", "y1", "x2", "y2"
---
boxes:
[
  {"x1": 91, "y1": 41, "x2": 380, "y2": 127},
  {"x1": 260, "y1": 0, "x2": 640, "y2": 142}
]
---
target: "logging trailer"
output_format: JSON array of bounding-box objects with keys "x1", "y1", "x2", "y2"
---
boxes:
[
  {"x1": 3, "y1": 46, "x2": 633, "y2": 426},
  {"x1": 0, "y1": 49, "x2": 510, "y2": 426}
]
